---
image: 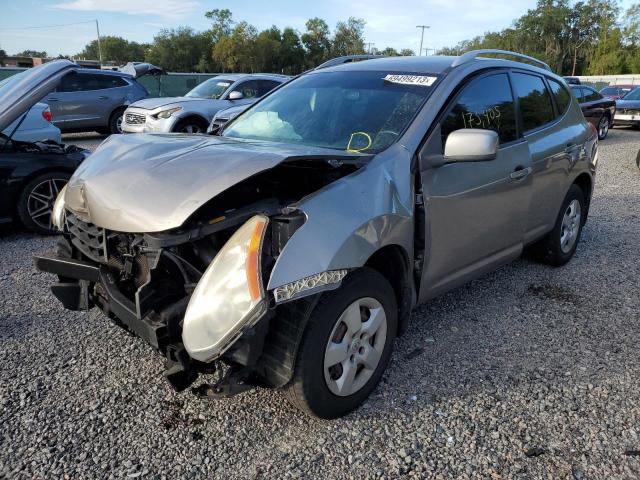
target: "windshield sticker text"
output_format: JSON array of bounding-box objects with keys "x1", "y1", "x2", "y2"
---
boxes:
[{"x1": 383, "y1": 74, "x2": 437, "y2": 87}]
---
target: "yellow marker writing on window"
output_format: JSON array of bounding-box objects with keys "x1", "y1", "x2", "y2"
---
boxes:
[{"x1": 346, "y1": 131, "x2": 372, "y2": 152}]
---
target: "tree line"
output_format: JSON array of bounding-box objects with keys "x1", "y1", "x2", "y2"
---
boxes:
[
  {"x1": 72, "y1": 11, "x2": 414, "y2": 74},
  {"x1": 437, "y1": 0, "x2": 640, "y2": 75}
]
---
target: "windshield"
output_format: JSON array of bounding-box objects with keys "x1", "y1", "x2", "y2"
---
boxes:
[
  {"x1": 600, "y1": 87, "x2": 618, "y2": 95},
  {"x1": 223, "y1": 71, "x2": 437, "y2": 153},
  {"x1": 185, "y1": 78, "x2": 233, "y2": 99},
  {"x1": 622, "y1": 88, "x2": 640, "y2": 101}
]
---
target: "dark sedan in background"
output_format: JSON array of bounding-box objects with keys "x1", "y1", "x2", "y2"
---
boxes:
[
  {"x1": 600, "y1": 85, "x2": 635, "y2": 101},
  {"x1": 570, "y1": 84, "x2": 616, "y2": 140},
  {"x1": 613, "y1": 87, "x2": 640, "y2": 128}
]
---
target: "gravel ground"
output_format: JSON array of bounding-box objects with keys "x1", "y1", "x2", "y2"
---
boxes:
[{"x1": 1, "y1": 128, "x2": 639, "y2": 479}]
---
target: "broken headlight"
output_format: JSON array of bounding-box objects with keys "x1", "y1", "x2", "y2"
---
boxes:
[
  {"x1": 51, "y1": 184, "x2": 67, "y2": 231},
  {"x1": 182, "y1": 215, "x2": 268, "y2": 362}
]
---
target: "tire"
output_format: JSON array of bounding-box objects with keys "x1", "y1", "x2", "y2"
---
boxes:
[
  {"x1": 597, "y1": 115, "x2": 610, "y2": 140},
  {"x1": 17, "y1": 172, "x2": 70, "y2": 235},
  {"x1": 108, "y1": 109, "x2": 125, "y2": 134},
  {"x1": 173, "y1": 118, "x2": 208, "y2": 134},
  {"x1": 284, "y1": 268, "x2": 397, "y2": 418},
  {"x1": 529, "y1": 184, "x2": 586, "y2": 266}
]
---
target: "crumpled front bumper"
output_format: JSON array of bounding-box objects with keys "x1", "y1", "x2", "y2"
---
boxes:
[{"x1": 33, "y1": 254, "x2": 172, "y2": 353}]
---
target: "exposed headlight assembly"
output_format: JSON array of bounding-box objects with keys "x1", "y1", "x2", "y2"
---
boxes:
[
  {"x1": 182, "y1": 215, "x2": 268, "y2": 362},
  {"x1": 155, "y1": 106, "x2": 182, "y2": 119},
  {"x1": 51, "y1": 184, "x2": 67, "y2": 231}
]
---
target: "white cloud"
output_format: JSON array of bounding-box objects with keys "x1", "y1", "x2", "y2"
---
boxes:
[{"x1": 51, "y1": 0, "x2": 201, "y2": 19}]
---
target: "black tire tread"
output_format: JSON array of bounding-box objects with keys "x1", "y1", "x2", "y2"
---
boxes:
[{"x1": 284, "y1": 268, "x2": 397, "y2": 418}]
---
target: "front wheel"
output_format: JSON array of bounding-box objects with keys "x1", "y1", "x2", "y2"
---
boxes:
[
  {"x1": 284, "y1": 268, "x2": 397, "y2": 418},
  {"x1": 108, "y1": 109, "x2": 125, "y2": 134},
  {"x1": 173, "y1": 118, "x2": 208, "y2": 134},
  {"x1": 529, "y1": 184, "x2": 585, "y2": 266}
]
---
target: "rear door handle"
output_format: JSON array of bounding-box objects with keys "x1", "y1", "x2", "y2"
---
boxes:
[
  {"x1": 510, "y1": 167, "x2": 532, "y2": 180},
  {"x1": 47, "y1": 97, "x2": 58, "y2": 101}
]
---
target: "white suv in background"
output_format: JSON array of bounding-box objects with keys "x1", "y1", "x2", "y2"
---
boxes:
[{"x1": 122, "y1": 74, "x2": 288, "y2": 134}]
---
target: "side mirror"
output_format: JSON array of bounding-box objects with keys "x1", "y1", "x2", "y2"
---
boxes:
[
  {"x1": 443, "y1": 129, "x2": 498, "y2": 163},
  {"x1": 228, "y1": 91, "x2": 244, "y2": 100}
]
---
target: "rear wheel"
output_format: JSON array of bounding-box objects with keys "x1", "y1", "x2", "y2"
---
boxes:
[
  {"x1": 529, "y1": 184, "x2": 585, "y2": 266},
  {"x1": 173, "y1": 118, "x2": 208, "y2": 134},
  {"x1": 597, "y1": 115, "x2": 610, "y2": 140},
  {"x1": 284, "y1": 268, "x2": 397, "y2": 418},
  {"x1": 17, "y1": 172, "x2": 70, "y2": 235}
]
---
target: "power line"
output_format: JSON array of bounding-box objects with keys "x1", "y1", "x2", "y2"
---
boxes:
[{"x1": 0, "y1": 21, "x2": 95, "y2": 31}]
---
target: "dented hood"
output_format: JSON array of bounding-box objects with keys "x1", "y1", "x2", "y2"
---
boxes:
[{"x1": 65, "y1": 133, "x2": 363, "y2": 233}]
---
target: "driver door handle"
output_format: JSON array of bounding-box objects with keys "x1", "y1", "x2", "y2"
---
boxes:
[{"x1": 510, "y1": 166, "x2": 532, "y2": 180}]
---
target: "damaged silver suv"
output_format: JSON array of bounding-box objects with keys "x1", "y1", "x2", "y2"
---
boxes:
[{"x1": 24, "y1": 52, "x2": 597, "y2": 418}]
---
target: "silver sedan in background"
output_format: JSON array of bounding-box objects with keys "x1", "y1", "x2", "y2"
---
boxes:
[{"x1": 122, "y1": 73, "x2": 288, "y2": 134}]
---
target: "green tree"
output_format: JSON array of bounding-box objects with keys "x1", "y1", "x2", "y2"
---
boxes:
[
  {"x1": 302, "y1": 18, "x2": 331, "y2": 67},
  {"x1": 78, "y1": 36, "x2": 147, "y2": 63},
  {"x1": 623, "y1": 3, "x2": 640, "y2": 72},
  {"x1": 205, "y1": 8, "x2": 234, "y2": 42},
  {"x1": 280, "y1": 28, "x2": 305, "y2": 74},
  {"x1": 213, "y1": 21, "x2": 258, "y2": 72},
  {"x1": 146, "y1": 27, "x2": 213, "y2": 72},
  {"x1": 0, "y1": 46, "x2": 7, "y2": 66},
  {"x1": 588, "y1": 27, "x2": 627, "y2": 74},
  {"x1": 400, "y1": 48, "x2": 415, "y2": 56},
  {"x1": 332, "y1": 17, "x2": 366, "y2": 56},
  {"x1": 380, "y1": 47, "x2": 399, "y2": 56},
  {"x1": 254, "y1": 26, "x2": 282, "y2": 72},
  {"x1": 15, "y1": 49, "x2": 47, "y2": 58}
]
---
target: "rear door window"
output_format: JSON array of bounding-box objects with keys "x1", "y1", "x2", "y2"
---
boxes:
[
  {"x1": 583, "y1": 88, "x2": 602, "y2": 102},
  {"x1": 258, "y1": 80, "x2": 282, "y2": 97},
  {"x1": 93, "y1": 75, "x2": 128, "y2": 89},
  {"x1": 58, "y1": 73, "x2": 98, "y2": 92},
  {"x1": 440, "y1": 73, "x2": 517, "y2": 144},
  {"x1": 547, "y1": 78, "x2": 571, "y2": 117},
  {"x1": 512, "y1": 72, "x2": 555, "y2": 133}
]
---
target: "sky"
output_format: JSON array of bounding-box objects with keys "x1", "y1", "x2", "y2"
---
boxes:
[{"x1": 0, "y1": 0, "x2": 636, "y2": 58}]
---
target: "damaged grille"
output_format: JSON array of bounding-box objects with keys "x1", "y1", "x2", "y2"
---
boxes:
[
  {"x1": 619, "y1": 108, "x2": 640, "y2": 115},
  {"x1": 65, "y1": 211, "x2": 107, "y2": 264},
  {"x1": 125, "y1": 113, "x2": 146, "y2": 125}
]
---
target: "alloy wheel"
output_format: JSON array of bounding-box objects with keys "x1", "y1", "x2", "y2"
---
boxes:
[
  {"x1": 323, "y1": 297, "x2": 387, "y2": 397},
  {"x1": 598, "y1": 117, "x2": 609, "y2": 139},
  {"x1": 560, "y1": 199, "x2": 581, "y2": 253},
  {"x1": 116, "y1": 114, "x2": 124, "y2": 133},
  {"x1": 27, "y1": 178, "x2": 67, "y2": 231}
]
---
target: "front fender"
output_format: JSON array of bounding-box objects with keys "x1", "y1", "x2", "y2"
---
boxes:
[{"x1": 267, "y1": 145, "x2": 414, "y2": 291}]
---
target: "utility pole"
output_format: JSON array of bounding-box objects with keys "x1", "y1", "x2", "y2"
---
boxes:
[
  {"x1": 365, "y1": 42, "x2": 375, "y2": 54},
  {"x1": 95, "y1": 19, "x2": 103, "y2": 66},
  {"x1": 416, "y1": 25, "x2": 430, "y2": 56}
]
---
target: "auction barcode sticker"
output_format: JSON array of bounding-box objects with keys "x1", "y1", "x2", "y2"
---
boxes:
[{"x1": 383, "y1": 74, "x2": 437, "y2": 87}]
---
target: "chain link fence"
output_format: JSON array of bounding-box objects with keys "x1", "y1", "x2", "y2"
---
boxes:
[{"x1": 0, "y1": 67, "x2": 220, "y2": 97}]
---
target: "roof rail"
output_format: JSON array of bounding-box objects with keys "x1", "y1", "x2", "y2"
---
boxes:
[
  {"x1": 314, "y1": 54, "x2": 386, "y2": 70},
  {"x1": 451, "y1": 49, "x2": 552, "y2": 72}
]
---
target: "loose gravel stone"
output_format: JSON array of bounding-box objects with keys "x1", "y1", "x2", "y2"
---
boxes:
[{"x1": 1, "y1": 129, "x2": 639, "y2": 479}]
